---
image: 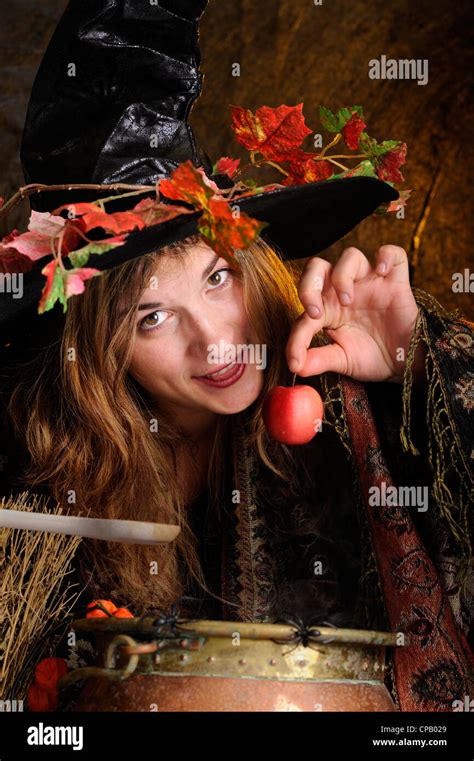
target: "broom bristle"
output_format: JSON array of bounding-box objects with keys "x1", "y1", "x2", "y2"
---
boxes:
[{"x1": 0, "y1": 491, "x2": 83, "y2": 702}]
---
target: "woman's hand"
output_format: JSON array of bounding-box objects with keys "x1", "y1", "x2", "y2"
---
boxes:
[{"x1": 287, "y1": 245, "x2": 421, "y2": 383}]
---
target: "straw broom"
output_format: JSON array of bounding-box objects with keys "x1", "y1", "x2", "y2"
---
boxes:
[{"x1": 0, "y1": 491, "x2": 83, "y2": 702}]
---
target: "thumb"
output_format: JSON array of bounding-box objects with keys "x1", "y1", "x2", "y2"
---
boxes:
[{"x1": 296, "y1": 342, "x2": 348, "y2": 377}]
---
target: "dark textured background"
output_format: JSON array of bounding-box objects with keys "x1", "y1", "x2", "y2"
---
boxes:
[{"x1": 1, "y1": 0, "x2": 472, "y2": 316}]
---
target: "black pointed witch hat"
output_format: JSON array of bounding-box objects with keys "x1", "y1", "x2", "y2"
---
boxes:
[{"x1": 0, "y1": 0, "x2": 398, "y2": 353}]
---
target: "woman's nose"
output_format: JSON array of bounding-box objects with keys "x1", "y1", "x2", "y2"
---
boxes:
[{"x1": 186, "y1": 312, "x2": 232, "y2": 356}]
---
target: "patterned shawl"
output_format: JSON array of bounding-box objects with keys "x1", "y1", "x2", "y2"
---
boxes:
[{"x1": 216, "y1": 287, "x2": 473, "y2": 711}]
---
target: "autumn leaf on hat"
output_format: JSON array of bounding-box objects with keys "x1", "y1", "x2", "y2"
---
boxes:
[
  {"x1": 0, "y1": 98, "x2": 411, "y2": 317},
  {"x1": 358, "y1": 134, "x2": 407, "y2": 183},
  {"x1": 230, "y1": 103, "x2": 312, "y2": 162},
  {"x1": 202, "y1": 197, "x2": 266, "y2": 260},
  {"x1": 32, "y1": 202, "x2": 164, "y2": 312},
  {"x1": 280, "y1": 149, "x2": 334, "y2": 186},
  {"x1": 330, "y1": 160, "x2": 377, "y2": 180},
  {"x1": 0, "y1": 210, "x2": 66, "y2": 263},
  {"x1": 374, "y1": 188, "x2": 412, "y2": 214},
  {"x1": 130, "y1": 196, "x2": 195, "y2": 226},
  {"x1": 39, "y1": 259, "x2": 101, "y2": 314},
  {"x1": 0, "y1": 228, "x2": 35, "y2": 274},
  {"x1": 226, "y1": 102, "x2": 409, "y2": 209},
  {"x1": 53, "y1": 202, "x2": 147, "y2": 236},
  {"x1": 319, "y1": 105, "x2": 364, "y2": 133},
  {"x1": 213, "y1": 156, "x2": 241, "y2": 179},
  {"x1": 341, "y1": 112, "x2": 367, "y2": 150},
  {"x1": 159, "y1": 160, "x2": 267, "y2": 263},
  {"x1": 375, "y1": 143, "x2": 407, "y2": 184}
]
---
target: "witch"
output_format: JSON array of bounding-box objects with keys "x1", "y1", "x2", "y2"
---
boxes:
[{"x1": 0, "y1": 0, "x2": 472, "y2": 712}]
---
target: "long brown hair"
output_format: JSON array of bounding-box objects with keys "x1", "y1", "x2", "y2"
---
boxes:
[{"x1": 7, "y1": 233, "x2": 320, "y2": 613}]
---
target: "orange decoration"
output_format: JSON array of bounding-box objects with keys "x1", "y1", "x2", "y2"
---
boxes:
[
  {"x1": 114, "y1": 607, "x2": 134, "y2": 618},
  {"x1": 27, "y1": 657, "x2": 68, "y2": 712},
  {"x1": 35, "y1": 657, "x2": 68, "y2": 690},
  {"x1": 86, "y1": 599, "x2": 118, "y2": 617},
  {"x1": 28, "y1": 682, "x2": 58, "y2": 712},
  {"x1": 85, "y1": 599, "x2": 133, "y2": 618}
]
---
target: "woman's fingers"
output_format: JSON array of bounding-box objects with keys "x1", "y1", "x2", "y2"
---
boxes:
[
  {"x1": 375, "y1": 244, "x2": 410, "y2": 283},
  {"x1": 330, "y1": 246, "x2": 372, "y2": 306},
  {"x1": 286, "y1": 309, "x2": 349, "y2": 375},
  {"x1": 296, "y1": 341, "x2": 348, "y2": 377},
  {"x1": 286, "y1": 310, "x2": 326, "y2": 372},
  {"x1": 289, "y1": 245, "x2": 410, "y2": 375},
  {"x1": 291, "y1": 248, "x2": 369, "y2": 372},
  {"x1": 297, "y1": 257, "x2": 332, "y2": 319}
]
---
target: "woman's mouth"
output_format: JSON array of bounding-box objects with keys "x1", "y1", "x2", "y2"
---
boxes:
[{"x1": 193, "y1": 361, "x2": 246, "y2": 388}]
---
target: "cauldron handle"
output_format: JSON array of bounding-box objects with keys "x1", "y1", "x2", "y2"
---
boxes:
[{"x1": 58, "y1": 634, "x2": 147, "y2": 690}]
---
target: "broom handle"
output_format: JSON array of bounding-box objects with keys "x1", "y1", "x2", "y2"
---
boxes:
[{"x1": 0, "y1": 509, "x2": 180, "y2": 545}]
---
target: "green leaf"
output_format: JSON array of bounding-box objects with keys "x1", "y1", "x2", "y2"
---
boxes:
[
  {"x1": 241, "y1": 178, "x2": 259, "y2": 188},
  {"x1": 66, "y1": 241, "x2": 123, "y2": 268},
  {"x1": 41, "y1": 266, "x2": 67, "y2": 314},
  {"x1": 335, "y1": 107, "x2": 354, "y2": 128},
  {"x1": 319, "y1": 106, "x2": 339, "y2": 132},
  {"x1": 359, "y1": 133, "x2": 401, "y2": 160},
  {"x1": 376, "y1": 140, "x2": 400, "y2": 156},
  {"x1": 330, "y1": 160, "x2": 377, "y2": 180},
  {"x1": 198, "y1": 223, "x2": 213, "y2": 239},
  {"x1": 320, "y1": 105, "x2": 366, "y2": 133}
]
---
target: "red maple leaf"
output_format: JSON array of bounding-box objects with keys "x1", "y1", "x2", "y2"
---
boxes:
[
  {"x1": 230, "y1": 103, "x2": 312, "y2": 162},
  {"x1": 374, "y1": 188, "x2": 413, "y2": 215},
  {"x1": 281, "y1": 150, "x2": 334, "y2": 186},
  {"x1": 341, "y1": 112, "x2": 367, "y2": 150},
  {"x1": 0, "y1": 247, "x2": 35, "y2": 274},
  {"x1": 159, "y1": 161, "x2": 266, "y2": 263},
  {"x1": 375, "y1": 143, "x2": 407, "y2": 183},
  {"x1": 65, "y1": 267, "x2": 101, "y2": 298},
  {"x1": 201, "y1": 198, "x2": 266, "y2": 261},
  {"x1": 2, "y1": 230, "x2": 57, "y2": 261},
  {"x1": 214, "y1": 156, "x2": 241, "y2": 179},
  {"x1": 53, "y1": 202, "x2": 146, "y2": 236},
  {"x1": 131, "y1": 196, "x2": 195, "y2": 226},
  {"x1": 0, "y1": 210, "x2": 68, "y2": 262},
  {"x1": 159, "y1": 161, "x2": 214, "y2": 207}
]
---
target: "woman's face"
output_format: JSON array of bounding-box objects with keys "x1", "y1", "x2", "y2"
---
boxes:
[{"x1": 125, "y1": 242, "x2": 265, "y2": 437}]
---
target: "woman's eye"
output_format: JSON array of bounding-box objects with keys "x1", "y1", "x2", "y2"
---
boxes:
[
  {"x1": 138, "y1": 268, "x2": 232, "y2": 333},
  {"x1": 139, "y1": 310, "x2": 168, "y2": 332},
  {"x1": 207, "y1": 268, "x2": 232, "y2": 288}
]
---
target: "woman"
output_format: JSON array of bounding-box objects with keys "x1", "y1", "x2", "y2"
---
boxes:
[
  {"x1": 3, "y1": 226, "x2": 473, "y2": 713},
  {"x1": 5, "y1": 231, "x2": 383, "y2": 625},
  {"x1": 0, "y1": 0, "x2": 471, "y2": 713}
]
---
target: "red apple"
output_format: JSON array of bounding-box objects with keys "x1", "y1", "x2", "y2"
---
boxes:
[{"x1": 262, "y1": 385, "x2": 324, "y2": 445}]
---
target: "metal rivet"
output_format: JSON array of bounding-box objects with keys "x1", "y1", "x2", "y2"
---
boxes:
[
  {"x1": 207, "y1": 656, "x2": 215, "y2": 663},
  {"x1": 297, "y1": 660, "x2": 307, "y2": 667},
  {"x1": 179, "y1": 654, "x2": 188, "y2": 662},
  {"x1": 238, "y1": 658, "x2": 246, "y2": 665},
  {"x1": 269, "y1": 659, "x2": 277, "y2": 666}
]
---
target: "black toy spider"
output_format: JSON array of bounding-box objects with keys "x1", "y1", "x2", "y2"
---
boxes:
[
  {"x1": 271, "y1": 615, "x2": 339, "y2": 656},
  {"x1": 137, "y1": 596, "x2": 200, "y2": 643}
]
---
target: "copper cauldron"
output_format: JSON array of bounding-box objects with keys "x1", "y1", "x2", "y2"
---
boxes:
[{"x1": 60, "y1": 618, "x2": 401, "y2": 712}]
